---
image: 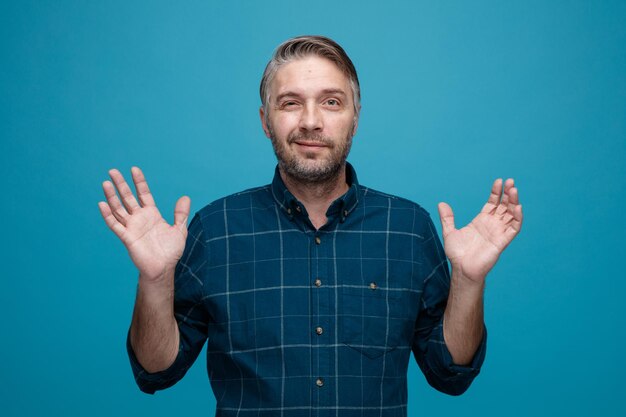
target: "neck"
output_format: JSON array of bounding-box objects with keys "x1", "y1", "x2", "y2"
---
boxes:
[{"x1": 280, "y1": 165, "x2": 349, "y2": 229}]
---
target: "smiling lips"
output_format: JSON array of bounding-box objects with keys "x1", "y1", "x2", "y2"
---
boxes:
[{"x1": 294, "y1": 140, "x2": 328, "y2": 148}]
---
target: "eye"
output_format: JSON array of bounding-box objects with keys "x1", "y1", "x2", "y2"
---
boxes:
[
  {"x1": 325, "y1": 99, "x2": 340, "y2": 106},
  {"x1": 280, "y1": 100, "x2": 299, "y2": 109}
]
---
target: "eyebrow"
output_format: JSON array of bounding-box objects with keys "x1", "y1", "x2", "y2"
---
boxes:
[{"x1": 274, "y1": 88, "x2": 348, "y2": 103}]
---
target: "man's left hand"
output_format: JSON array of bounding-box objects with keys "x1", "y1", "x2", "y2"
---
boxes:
[{"x1": 438, "y1": 178, "x2": 523, "y2": 285}]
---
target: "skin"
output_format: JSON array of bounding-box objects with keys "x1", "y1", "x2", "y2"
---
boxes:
[
  {"x1": 439, "y1": 178, "x2": 522, "y2": 364},
  {"x1": 99, "y1": 167, "x2": 187, "y2": 371},
  {"x1": 260, "y1": 56, "x2": 359, "y2": 229},
  {"x1": 98, "y1": 54, "x2": 523, "y2": 372}
]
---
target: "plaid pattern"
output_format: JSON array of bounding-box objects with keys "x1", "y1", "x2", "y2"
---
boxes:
[{"x1": 127, "y1": 163, "x2": 486, "y2": 416}]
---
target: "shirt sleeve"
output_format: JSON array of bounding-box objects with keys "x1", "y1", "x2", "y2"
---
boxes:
[
  {"x1": 411, "y1": 213, "x2": 487, "y2": 396},
  {"x1": 127, "y1": 213, "x2": 210, "y2": 394}
]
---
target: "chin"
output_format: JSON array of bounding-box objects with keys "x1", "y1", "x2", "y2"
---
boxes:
[{"x1": 288, "y1": 159, "x2": 343, "y2": 181}]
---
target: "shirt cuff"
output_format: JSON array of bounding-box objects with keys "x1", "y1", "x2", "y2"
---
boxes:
[
  {"x1": 126, "y1": 329, "x2": 186, "y2": 394},
  {"x1": 438, "y1": 323, "x2": 487, "y2": 378}
]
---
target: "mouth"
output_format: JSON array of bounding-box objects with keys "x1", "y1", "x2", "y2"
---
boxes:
[
  {"x1": 293, "y1": 139, "x2": 330, "y2": 150},
  {"x1": 293, "y1": 140, "x2": 329, "y2": 149}
]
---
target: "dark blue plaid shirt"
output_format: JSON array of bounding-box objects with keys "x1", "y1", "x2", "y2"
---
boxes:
[{"x1": 128, "y1": 163, "x2": 486, "y2": 416}]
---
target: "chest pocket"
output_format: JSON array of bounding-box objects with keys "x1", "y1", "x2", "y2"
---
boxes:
[{"x1": 339, "y1": 282, "x2": 413, "y2": 359}]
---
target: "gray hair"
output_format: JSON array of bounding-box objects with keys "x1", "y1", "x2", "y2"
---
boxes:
[{"x1": 260, "y1": 35, "x2": 361, "y2": 118}]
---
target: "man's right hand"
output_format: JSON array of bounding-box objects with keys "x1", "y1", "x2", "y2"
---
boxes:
[
  {"x1": 98, "y1": 167, "x2": 189, "y2": 372},
  {"x1": 98, "y1": 167, "x2": 191, "y2": 282}
]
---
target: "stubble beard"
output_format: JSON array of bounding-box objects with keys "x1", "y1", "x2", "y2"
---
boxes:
[{"x1": 269, "y1": 126, "x2": 354, "y2": 185}]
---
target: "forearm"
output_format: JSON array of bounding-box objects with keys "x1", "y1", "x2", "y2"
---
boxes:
[
  {"x1": 442, "y1": 268, "x2": 485, "y2": 365},
  {"x1": 130, "y1": 269, "x2": 180, "y2": 373}
]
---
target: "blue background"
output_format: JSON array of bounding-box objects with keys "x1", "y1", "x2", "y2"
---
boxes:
[{"x1": 2, "y1": 1, "x2": 625, "y2": 416}]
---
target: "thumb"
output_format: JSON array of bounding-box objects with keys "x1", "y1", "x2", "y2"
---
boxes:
[
  {"x1": 174, "y1": 196, "x2": 191, "y2": 229},
  {"x1": 437, "y1": 202, "x2": 456, "y2": 238}
]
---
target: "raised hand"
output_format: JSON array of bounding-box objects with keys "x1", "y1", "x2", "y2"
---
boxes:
[
  {"x1": 437, "y1": 179, "x2": 523, "y2": 284},
  {"x1": 98, "y1": 167, "x2": 191, "y2": 281}
]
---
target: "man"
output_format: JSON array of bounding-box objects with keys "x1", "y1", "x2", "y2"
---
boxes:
[{"x1": 98, "y1": 35, "x2": 522, "y2": 416}]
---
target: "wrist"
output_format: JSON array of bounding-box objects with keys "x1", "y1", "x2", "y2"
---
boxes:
[
  {"x1": 138, "y1": 268, "x2": 175, "y2": 298},
  {"x1": 139, "y1": 265, "x2": 175, "y2": 284},
  {"x1": 450, "y1": 267, "x2": 486, "y2": 295}
]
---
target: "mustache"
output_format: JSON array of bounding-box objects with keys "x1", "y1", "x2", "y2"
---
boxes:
[{"x1": 287, "y1": 132, "x2": 333, "y2": 146}]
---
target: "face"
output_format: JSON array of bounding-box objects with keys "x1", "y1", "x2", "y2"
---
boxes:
[{"x1": 260, "y1": 55, "x2": 358, "y2": 184}]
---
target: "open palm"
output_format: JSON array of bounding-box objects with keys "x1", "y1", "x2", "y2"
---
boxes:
[
  {"x1": 98, "y1": 167, "x2": 191, "y2": 281},
  {"x1": 438, "y1": 179, "x2": 523, "y2": 283}
]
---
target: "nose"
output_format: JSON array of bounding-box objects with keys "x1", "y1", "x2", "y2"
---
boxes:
[{"x1": 298, "y1": 103, "x2": 323, "y2": 132}]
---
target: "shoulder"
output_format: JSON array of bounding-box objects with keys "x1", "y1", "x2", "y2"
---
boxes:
[
  {"x1": 196, "y1": 185, "x2": 271, "y2": 215},
  {"x1": 189, "y1": 185, "x2": 274, "y2": 239},
  {"x1": 357, "y1": 184, "x2": 436, "y2": 239},
  {"x1": 359, "y1": 184, "x2": 430, "y2": 216}
]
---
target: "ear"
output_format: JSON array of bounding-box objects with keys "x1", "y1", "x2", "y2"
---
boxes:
[{"x1": 259, "y1": 106, "x2": 271, "y2": 138}]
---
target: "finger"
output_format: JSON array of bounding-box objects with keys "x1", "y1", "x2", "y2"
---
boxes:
[
  {"x1": 506, "y1": 185, "x2": 519, "y2": 206},
  {"x1": 174, "y1": 196, "x2": 191, "y2": 228},
  {"x1": 487, "y1": 178, "x2": 503, "y2": 205},
  {"x1": 102, "y1": 180, "x2": 128, "y2": 225},
  {"x1": 502, "y1": 186, "x2": 519, "y2": 220},
  {"x1": 513, "y1": 204, "x2": 523, "y2": 230},
  {"x1": 500, "y1": 179, "x2": 514, "y2": 206},
  {"x1": 494, "y1": 184, "x2": 519, "y2": 218},
  {"x1": 482, "y1": 178, "x2": 503, "y2": 214},
  {"x1": 437, "y1": 202, "x2": 456, "y2": 238},
  {"x1": 98, "y1": 201, "x2": 126, "y2": 239},
  {"x1": 507, "y1": 204, "x2": 523, "y2": 234},
  {"x1": 131, "y1": 166, "x2": 156, "y2": 207},
  {"x1": 109, "y1": 169, "x2": 140, "y2": 213}
]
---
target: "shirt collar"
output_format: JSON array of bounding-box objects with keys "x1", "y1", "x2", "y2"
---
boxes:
[{"x1": 270, "y1": 162, "x2": 360, "y2": 223}]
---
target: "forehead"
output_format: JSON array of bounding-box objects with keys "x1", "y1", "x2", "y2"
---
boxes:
[{"x1": 270, "y1": 55, "x2": 351, "y2": 97}]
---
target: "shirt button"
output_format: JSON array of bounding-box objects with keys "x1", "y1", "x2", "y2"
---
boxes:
[
  {"x1": 343, "y1": 209, "x2": 348, "y2": 217},
  {"x1": 369, "y1": 282, "x2": 377, "y2": 290},
  {"x1": 296, "y1": 206, "x2": 302, "y2": 213},
  {"x1": 287, "y1": 208, "x2": 292, "y2": 215},
  {"x1": 315, "y1": 326, "x2": 323, "y2": 335},
  {"x1": 314, "y1": 278, "x2": 322, "y2": 287},
  {"x1": 315, "y1": 236, "x2": 321, "y2": 245},
  {"x1": 316, "y1": 378, "x2": 324, "y2": 387}
]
